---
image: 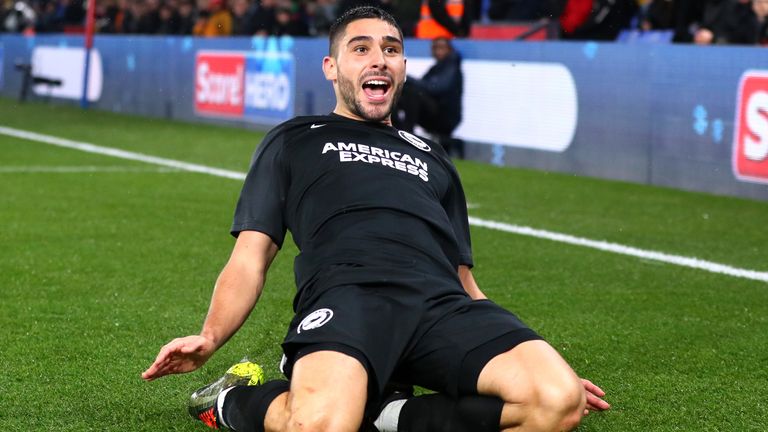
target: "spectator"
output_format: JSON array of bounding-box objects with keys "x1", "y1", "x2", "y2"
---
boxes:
[
  {"x1": 250, "y1": 0, "x2": 276, "y2": 35},
  {"x1": 487, "y1": 0, "x2": 562, "y2": 21},
  {"x1": 668, "y1": 0, "x2": 704, "y2": 42},
  {"x1": 640, "y1": 0, "x2": 676, "y2": 30},
  {"x1": 136, "y1": 0, "x2": 162, "y2": 33},
  {"x1": 106, "y1": 0, "x2": 130, "y2": 33},
  {"x1": 304, "y1": 0, "x2": 336, "y2": 35},
  {"x1": 391, "y1": 0, "x2": 419, "y2": 35},
  {"x1": 230, "y1": 0, "x2": 253, "y2": 34},
  {"x1": 559, "y1": 0, "x2": 591, "y2": 35},
  {"x1": 392, "y1": 36, "x2": 464, "y2": 157},
  {"x1": 36, "y1": 0, "x2": 64, "y2": 32},
  {"x1": 273, "y1": 4, "x2": 308, "y2": 35},
  {"x1": 193, "y1": 0, "x2": 233, "y2": 36},
  {"x1": 414, "y1": 0, "x2": 473, "y2": 39},
  {"x1": 3, "y1": 0, "x2": 37, "y2": 32},
  {"x1": 122, "y1": 0, "x2": 144, "y2": 32},
  {"x1": 62, "y1": 0, "x2": 85, "y2": 29},
  {"x1": 693, "y1": 0, "x2": 762, "y2": 45},
  {"x1": 175, "y1": 0, "x2": 196, "y2": 34},
  {"x1": 0, "y1": 1, "x2": 7, "y2": 32},
  {"x1": 754, "y1": 0, "x2": 768, "y2": 44},
  {"x1": 96, "y1": 0, "x2": 120, "y2": 33},
  {"x1": 156, "y1": 1, "x2": 181, "y2": 33},
  {"x1": 560, "y1": 0, "x2": 637, "y2": 40}
]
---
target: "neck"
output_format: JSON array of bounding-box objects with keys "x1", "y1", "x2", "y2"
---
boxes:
[{"x1": 332, "y1": 106, "x2": 392, "y2": 126}]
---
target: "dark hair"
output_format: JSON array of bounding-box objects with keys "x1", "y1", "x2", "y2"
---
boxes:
[{"x1": 328, "y1": 6, "x2": 404, "y2": 57}]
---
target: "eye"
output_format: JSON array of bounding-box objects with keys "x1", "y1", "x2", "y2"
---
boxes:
[
  {"x1": 383, "y1": 46, "x2": 400, "y2": 55},
  {"x1": 353, "y1": 46, "x2": 368, "y2": 54}
]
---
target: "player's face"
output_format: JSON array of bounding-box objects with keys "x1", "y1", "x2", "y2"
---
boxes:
[
  {"x1": 324, "y1": 18, "x2": 406, "y2": 124},
  {"x1": 431, "y1": 39, "x2": 451, "y2": 62}
]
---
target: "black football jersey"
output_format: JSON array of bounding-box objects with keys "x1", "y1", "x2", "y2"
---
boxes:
[{"x1": 232, "y1": 113, "x2": 472, "y2": 292}]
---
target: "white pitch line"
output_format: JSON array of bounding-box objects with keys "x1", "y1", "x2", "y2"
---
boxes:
[
  {"x1": 468, "y1": 217, "x2": 768, "y2": 283},
  {"x1": 0, "y1": 126, "x2": 246, "y2": 181},
  {"x1": 0, "y1": 165, "x2": 183, "y2": 173},
  {"x1": 4, "y1": 125, "x2": 767, "y2": 283}
]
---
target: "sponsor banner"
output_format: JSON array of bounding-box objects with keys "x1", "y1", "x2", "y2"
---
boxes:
[
  {"x1": 30, "y1": 46, "x2": 103, "y2": 101},
  {"x1": 407, "y1": 58, "x2": 577, "y2": 152},
  {"x1": 195, "y1": 52, "x2": 245, "y2": 117},
  {"x1": 733, "y1": 70, "x2": 768, "y2": 184},
  {"x1": 195, "y1": 49, "x2": 294, "y2": 124}
]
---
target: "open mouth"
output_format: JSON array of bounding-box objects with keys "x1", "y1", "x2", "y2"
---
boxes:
[{"x1": 362, "y1": 78, "x2": 391, "y2": 103}]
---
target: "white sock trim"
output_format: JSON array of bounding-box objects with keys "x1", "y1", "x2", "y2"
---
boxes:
[
  {"x1": 373, "y1": 399, "x2": 407, "y2": 432},
  {"x1": 216, "y1": 386, "x2": 238, "y2": 430}
]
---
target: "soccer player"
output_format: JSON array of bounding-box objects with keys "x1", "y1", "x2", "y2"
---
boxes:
[{"x1": 142, "y1": 6, "x2": 609, "y2": 432}]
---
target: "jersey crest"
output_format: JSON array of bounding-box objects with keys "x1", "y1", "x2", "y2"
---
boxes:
[
  {"x1": 297, "y1": 308, "x2": 335, "y2": 334},
  {"x1": 398, "y1": 130, "x2": 431, "y2": 152}
]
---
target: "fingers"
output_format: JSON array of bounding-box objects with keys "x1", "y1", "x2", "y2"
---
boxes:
[
  {"x1": 581, "y1": 378, "x2": 606, "y2": 397},
  {"x1": 586, "y1": 390, "x2": 611, "y2": 411},
  {"x1": 142, "y1": 352, "x2": 175, "y2": 381},
  {"x1": 141, "y1": 337, "x2": 198, "y2": 381},
  {"x1": 581, "y1": 378, "x2": 611, "y2": 411}
]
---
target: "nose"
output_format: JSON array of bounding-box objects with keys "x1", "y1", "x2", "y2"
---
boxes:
[{"x1": 370, "y1": 47, "x2": 387, "y2": 70}]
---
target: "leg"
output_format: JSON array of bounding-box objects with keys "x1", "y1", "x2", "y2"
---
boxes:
[
  {"x1": 381, "y1": 392, "x2": 504, "y2": 432},
  {"x1": 477, "y1": 340, "x2": 586, "y2": 432},
  {"x1": 387, "y1": 295, "x2": 583, "y2": 432},
  {"x1": 264, "y1": 350, "x2": 368, "y2": 432}
]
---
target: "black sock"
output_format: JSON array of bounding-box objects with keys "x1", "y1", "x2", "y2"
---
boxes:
[
  {"x1": 397, "y1": 393, "x2": 504, "y2": 432},
  {"x1": 221, "y1": 380, "x2": 290, "y2": 432}
]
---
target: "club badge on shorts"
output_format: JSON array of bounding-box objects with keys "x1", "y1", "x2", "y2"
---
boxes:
[
  {"x1": 297, "y1": 308, "x2": 334, "y2": 334},
  {"x1": 398, "y1": 130, "x2": 431, "y2": 152}
]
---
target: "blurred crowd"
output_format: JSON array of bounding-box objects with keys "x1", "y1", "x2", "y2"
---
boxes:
[{"x1": 1, "y1": 0, "x2": 766, "y2": 45}]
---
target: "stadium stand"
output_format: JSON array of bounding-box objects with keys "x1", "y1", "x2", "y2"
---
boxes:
[{"x1": 0, "y1": 0, "x2": 765, "y2": 46}]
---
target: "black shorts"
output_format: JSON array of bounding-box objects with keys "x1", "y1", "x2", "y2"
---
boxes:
[{"x1": 280, "y1": 269, "x2": 542, "y2": 401}]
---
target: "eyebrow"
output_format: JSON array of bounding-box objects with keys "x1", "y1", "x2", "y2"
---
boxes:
[{"x1": 346, "y1": 35, "x2": 403, "y2": 47}]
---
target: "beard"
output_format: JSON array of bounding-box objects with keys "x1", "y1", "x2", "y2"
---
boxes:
[{"x1": 337, "y1": 69, "x2": 404, "y2": 123}]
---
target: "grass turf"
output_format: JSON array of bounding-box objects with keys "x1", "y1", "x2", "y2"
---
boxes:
[{"x1": 1, "y1": 97, "x2": 767, "y2": 431}]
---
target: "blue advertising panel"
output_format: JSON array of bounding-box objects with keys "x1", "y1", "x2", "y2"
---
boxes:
[
  {"x1": 0, "y1": 43, "x2": 4, "y2": 90},
  {"x1": 243, "y1": 51, "x2": 295, "y2": 123},
  {"x1": 0, "y1": 34, "x2": 766, "y2": 201},
  {"x1": 193, "y1": 38, "x2": 295, "y2": 125}
]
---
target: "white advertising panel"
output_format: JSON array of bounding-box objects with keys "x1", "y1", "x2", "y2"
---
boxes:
[
  {"x1": 30, "y1": 46, "x2": 103, "y2": 101},
  {"x1": 407, "y1": 58, "x2": 578, "y2": 152}
]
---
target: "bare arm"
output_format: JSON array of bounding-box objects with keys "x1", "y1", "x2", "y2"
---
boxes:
[
  {"x1": 458, "y1": 265, "x2": 487, "y2": 300},
  {"x1": 142, "y1": 231, "x2": 278, "y2": 380},
  {"x1": 201, "y1": 230, "x2": 279, "y2": 348}
]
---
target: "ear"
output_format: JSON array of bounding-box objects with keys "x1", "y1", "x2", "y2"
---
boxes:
[{"x1": 322, "y1": 56, "x2": 337, "y2": 81}]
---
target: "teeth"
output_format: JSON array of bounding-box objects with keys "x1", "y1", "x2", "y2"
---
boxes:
[{"x1": 365, "y1": 80, "x2": 388, "y2": 86}]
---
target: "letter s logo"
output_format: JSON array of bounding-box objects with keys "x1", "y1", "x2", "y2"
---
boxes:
[
  {"x1": 744, "y1": 91, "x2": 768, "y2": 161},
  {"x1": 196, "y1": 62, "x2": 210, "y2": 104},
  {"x1": 733, "y1": 71, "x2": 768, "y2": 184}
]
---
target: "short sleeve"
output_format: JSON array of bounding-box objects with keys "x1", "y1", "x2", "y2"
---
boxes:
[
  {"x1": 230, "y1": 128, "x2": 289, "y2": 247},
  {"x1": 442, "y1": 162, "x2": 473, "y2": 267}
]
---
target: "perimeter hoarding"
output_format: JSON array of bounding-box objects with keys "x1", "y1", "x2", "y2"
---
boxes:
[
  {"x1": 0, "y1": 34, "x2": 766, "y2": 201},
  {"x1": 195, "y1": 49, "x2": 294, "y2": 124},
  {"x1": 0, "y1": 43, "x2": 4, "y2": 90},
  {"x1": 733, "y1": 71, "x2": 768, "y2": 185}
]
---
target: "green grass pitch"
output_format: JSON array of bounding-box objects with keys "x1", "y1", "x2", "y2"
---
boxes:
[{"x1": 1, "y1": 97, "x2": 767, "y2": 430}]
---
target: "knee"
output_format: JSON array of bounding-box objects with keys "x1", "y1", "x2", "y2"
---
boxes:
[
  {"x1": 532, "y1": 377, "x2": 586, "y2": 431},
  {"x1": 284, "y1": 410, "x2": 359, "y2": 432}
]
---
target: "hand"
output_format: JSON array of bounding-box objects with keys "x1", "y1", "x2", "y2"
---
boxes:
[
  {"x1": 141, "y1": 335, "x2": 216, "y2": 381},
  {"x1": 581, "y1": 378, "x2": 610, "y2": 414},
  {"x1": 694, "y1": 28, "x2": 714, "y2": 45}
]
